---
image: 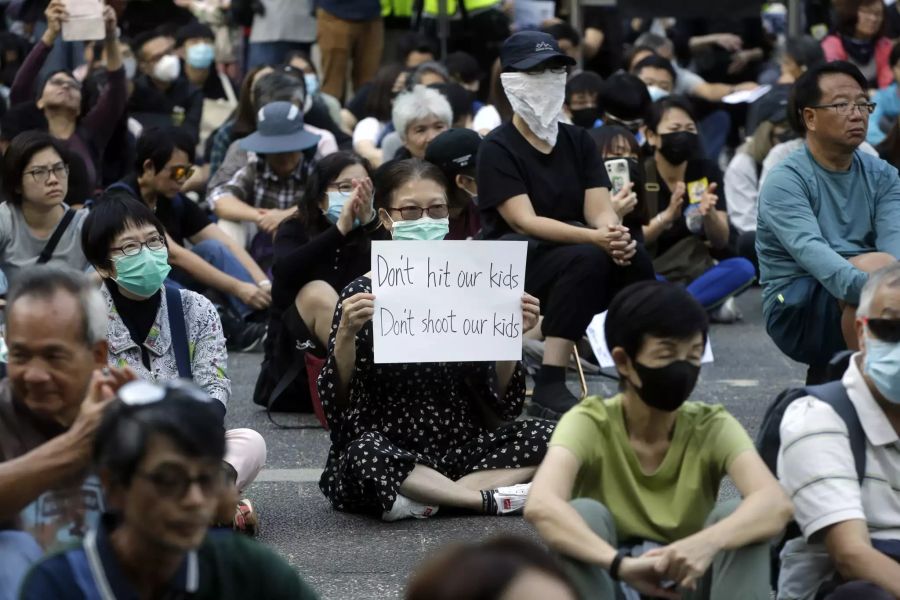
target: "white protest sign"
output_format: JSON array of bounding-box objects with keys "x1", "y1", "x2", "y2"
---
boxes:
[
  {"x1": 62, "y1": 0, "x2": 105, "y2": 42},
  {"x1": 514, "y1": 0, "x2": 556, "y2": 29},
  {"x1": 372, "y1": 240, "x2": 527, "y2": 364},
  {"x1": 586, "y1": 311, "x2": 713, "y2": 369}
]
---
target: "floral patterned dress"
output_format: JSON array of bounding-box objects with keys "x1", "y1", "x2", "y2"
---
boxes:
[{"x1": 317, "y1": 276, "x2": 555, "y2": 515}]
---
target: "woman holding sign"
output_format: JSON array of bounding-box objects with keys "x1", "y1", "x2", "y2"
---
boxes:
[
  {"x1": 477, "y1": 31, "x2": 656, "y2": 421},
  {"x1": 642, "y1": 96, "x2": 755, "y2": 323},
  {"x1": 317, "y1": 158, "x2": 554, "y2": 522}
]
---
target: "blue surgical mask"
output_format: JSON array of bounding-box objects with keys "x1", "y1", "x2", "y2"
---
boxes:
[
  {"x1": 864, "y1": 333, "x2": 900, "y2": 404},
  {"x1": 648, "y1": 85, "x2": 670, "y2": 102},
  {"x1": 304, "y1": 73, "x2": 319, "y2": 98},
  {"x1": 186, "y1": 43, "x2": 215, "y2": 69},
  {"x1": 390, "y1": 216, "x2": 449, "y2": 241},
  {"x1": 324, "y1": 191, "x2": 361, "y2": 228}
]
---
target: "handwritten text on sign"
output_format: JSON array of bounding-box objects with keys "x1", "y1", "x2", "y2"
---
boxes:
[{"x1": 371, "y1": 241, "x2": 527, "y2": 364}]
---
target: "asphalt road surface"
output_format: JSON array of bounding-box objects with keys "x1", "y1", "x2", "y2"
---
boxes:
[{"x1": 224, "y1": 288, "x2": 805, "y2": 599}]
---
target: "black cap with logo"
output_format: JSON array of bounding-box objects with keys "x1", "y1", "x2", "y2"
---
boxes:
[{"x1": 500, "y1": 31, "x2": 577, "y2": 71}]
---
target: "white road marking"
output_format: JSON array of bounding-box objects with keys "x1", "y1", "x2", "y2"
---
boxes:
[{"x1": 255, "y1": 468, "x2": 324, "y2": 483}]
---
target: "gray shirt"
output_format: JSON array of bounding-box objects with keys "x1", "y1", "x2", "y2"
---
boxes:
[
  {"x1": 249, "y1": 0, "x2": 316, "y2": 43},
  {"x1": 0, "y1": 203, "x2": 89, "y2": 284}
]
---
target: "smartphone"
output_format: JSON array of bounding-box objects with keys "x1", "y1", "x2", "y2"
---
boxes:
[{"x1": 604, "y1": 159, "x2": 630, "y2": 195}]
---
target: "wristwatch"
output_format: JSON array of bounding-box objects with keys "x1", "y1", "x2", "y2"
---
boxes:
[{"x1": 609, "y1": 549, "x2": 628, "y2": 581}]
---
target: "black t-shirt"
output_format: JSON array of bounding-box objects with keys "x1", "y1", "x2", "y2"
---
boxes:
[
  {"x1": 652, "y1": 158, "x2": 727, "y2": 256},
  {"x1": 476, "y1": 122, "x2": 610, "y2": 240},
  {"x1": 120, "y1": 177, "x2": 211, "y2": 247},
  {"x1": 347, "y1": 83, "x2": 373, "y2": 120},
  {"x1": 582, "y1": 7, "x2": 624, "y2": 78}
]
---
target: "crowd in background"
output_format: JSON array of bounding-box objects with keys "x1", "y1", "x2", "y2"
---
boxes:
[{"x1": 0, "y1": 0, "x2": 899, "y2": 599}]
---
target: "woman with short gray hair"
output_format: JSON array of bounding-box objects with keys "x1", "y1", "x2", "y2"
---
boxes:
[{"x1": 389, "y1": 85, "x2": 452, "y2": 161}]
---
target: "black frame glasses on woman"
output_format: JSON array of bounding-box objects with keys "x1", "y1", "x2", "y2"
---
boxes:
[
  {"x1": 388, "y1": 204, "x2": 449, "y2": 221},
  {"x1": 810, "y1": 102, "x2": 876, "y2": 116},
  {"x1": 25, "y1": 162, "x2": 69, "y2": 184},
  {"x1": 109, "y1": 234, "x2": 167, "y2": 257}
]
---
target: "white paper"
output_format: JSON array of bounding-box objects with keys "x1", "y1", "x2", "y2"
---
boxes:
[
  {"x1": 371, "y1": 241, "x2": 527, "y2": 364},
  {"x1": 62, "y1": 0, "x2": 105, "y2": 42},
  {"x1": 586, "y1": 311, "x2": 713, "y2": 369},
  {"x1": 722, "y1": 84, "x2": 772, "y2": 105},
  {"x1": 514, "y1": 0, "x2": 555, "y2": 29}
]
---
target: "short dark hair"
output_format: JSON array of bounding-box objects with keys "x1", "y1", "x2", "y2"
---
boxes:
[
  {"x1": 625, "y1": 44, "x2": 659, "y2": 71},
  {"x1": 600, "y1": 73, "x2": 651, "y2": 122},
  {"x1": 299, "y1": 151, "x2": 373, "y2": 231},
  {"x1": 647, "y1": 95, "x2": 697, "y2": 133},
  {"x1": 94, "y1": 391, "x2": 226, "y2": 487},
  {"x1": 605, "y1": 281, "x2": 709, "y2": 361},
  {"x1": 565, "y1": 71, "x2": 604, "y2": 105},
  {"x1": 6, "y1": 265, "x2": 107, "y2": 345},
  {"x1": 82, "y1": 189, "x2": 167, "y2": 271},
  {"x1": 443, "y1": 51, "x2": 481, "y2": 84},
  {"x1": 373, "y1": 158, "x2": 447, "y2": 211},
  {"x1": 2, "y1": 131, "x2": 70, "y2": 205},
  {"x1": 253, "y1": 70, "x2": 306, "y2": 111},
  {"x1": 135, "y1": 127, "x2": 196, "y2": 175},
  {"x1": 131, "y1": 28, "x2": 170, "y2": 60},
  {"x1": 784, "y1": 35, "x2": 826, "y2": 71},
  {"x1": 632, "y1": 55, "x2": 677, "y2": 85},
  {"x1": 428, "y1": 82, "x2": 474, "y2": 124},
  {"x1": 407, "y1": 536, "x2": 577, "y2": 600},
  {"x1": 541, "y1": 22, "x2": 581, "y2": 47},
  {"x1": 397, "y1": 32, "x2": 438, "y2": 62},
  {"x1": 788, "y1": 61, "x2": 868, "y2": 133},
  {"x1": 283, "y1": 50, "x2": 316, "y2": 76},
  {"x1": 175, "y1": 22, "x2": 214, "y2": 47},
  {"x1": 365, "y1": 63, "x2": 407, "y2": 123}
]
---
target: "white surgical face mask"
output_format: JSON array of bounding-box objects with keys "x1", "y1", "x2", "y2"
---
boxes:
[
  {"x1": 501, "y1": 71, "x2": 567, "y2": 147},
  {"x1": 123, "y1": 56, "x2": 137, "y2": 80},
  {"x1": 153, "y1": 54, "x2": 181, "y2": 83}
]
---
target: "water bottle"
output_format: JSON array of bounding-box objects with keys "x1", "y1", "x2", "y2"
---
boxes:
[{"x1": 685, "y1": 203, "x2": 703, "y2": 235}]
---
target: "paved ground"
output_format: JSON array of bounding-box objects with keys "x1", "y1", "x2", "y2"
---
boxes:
[{"x1": 223, "y1": 288, "x2": 806, "y2": 600}]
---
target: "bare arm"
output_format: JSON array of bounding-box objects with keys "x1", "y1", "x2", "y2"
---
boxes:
[
  {"x1": 191, "y1": 224, "x2": 267, "y2": 284},
  {"x1": 331, "y1": 293, "x2": 374, "y2": 409},
  {"x1": 353, "y1": 139, "x2": 383, "y2": 168},
  {"x1": 497, "y1": 195, "x2": 598, "y2": 244},
  {"x1": 703, "y1": 209, "x2": 730, "y2": 249},
  {"x1": 166, "y1": 234, "x2": 243, "y2": 296},
  {"x1": 211, "y1": 194, "x2": 264, "y2": 224},
  {"x1": 583, "y1": 186, "x2": 620, "y2": 229},
  {"x1": 824, "y1": 520, "x2": 900, "y2": 597}
]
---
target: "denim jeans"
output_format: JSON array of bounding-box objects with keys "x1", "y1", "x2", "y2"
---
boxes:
[
  {"x1": 0, "y1": 530, "x2": 43, "y2": 600},
  {"x1": 168, "y1": 239, "x2": 257, "y2": 319}
]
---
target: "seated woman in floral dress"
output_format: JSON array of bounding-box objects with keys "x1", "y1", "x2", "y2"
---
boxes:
[{"x1": 317, "y1": 158, "x2": 555, "y2": 522}]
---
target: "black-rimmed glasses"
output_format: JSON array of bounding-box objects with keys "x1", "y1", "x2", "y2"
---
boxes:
[
  {"x1": 25, "y1": 162, "x2": 69, "y2": 184},
  {"x1": 110, "y1": 235, "x2": 167, "y2": 257}
]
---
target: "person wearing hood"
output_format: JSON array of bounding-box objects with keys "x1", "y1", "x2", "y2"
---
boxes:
[
  {"x1": 525, "y1": 280, "x2": 792, "y2": 600},
  {"x1": 128, "y1": 28, "x2": 204, "y2": 143},
  {"x1": 477, "y1": 31, "x2": 655, "y2": 421}
]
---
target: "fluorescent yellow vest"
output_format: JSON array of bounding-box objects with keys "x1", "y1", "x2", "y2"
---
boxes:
[
  {"x1": 421, "y1": 0, "x2": 499, "y2": 16},
  {"x1": 382, "y1": 0, "x2": 414, "y2": 17}
]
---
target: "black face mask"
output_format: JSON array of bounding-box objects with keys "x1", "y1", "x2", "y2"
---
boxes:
[
  {"x1": 658, "y1": 131, "x2": 699, "y2": 165},
  {"x1": 630, "y1": 360, "x2": 700, "y2": 412},
  {"x1": 571, "y1": 107, "x2": 600, "y2": 129}
]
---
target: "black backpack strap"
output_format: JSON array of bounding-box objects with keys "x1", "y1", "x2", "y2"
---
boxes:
[
  {"x1": 805, "y1": 381, "x2": 867, "y2": 485},
  {"x1": 37, "y1": 209, "x2": 75, "y2": 264},
  {"x1": 642, "y1": 158, "x2": 660, "y2": 217},
  {"x1": 106, "y1": 181, "x2": 138, "y2": 197},
  {"x1": 164, "y1": 285, "x2": 193, "y2": 379}
]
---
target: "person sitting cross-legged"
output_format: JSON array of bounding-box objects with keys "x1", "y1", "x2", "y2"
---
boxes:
[
  {"x1": 317, "y1": 158, "x2": 555, "y2": 522},
  {"x1": 19, "y1": 380, "x2": 319, "y2": 600},
  {"x1": 80, "y1": 193, "x2": 267, "y2": 535},
  {"x1": 525, "y1": 280, "x2": 793, "y2": 600}
]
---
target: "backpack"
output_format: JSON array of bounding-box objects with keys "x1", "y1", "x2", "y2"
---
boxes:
[{"x1": 755, "y1": 376, "x2": 866, "y2": 587}]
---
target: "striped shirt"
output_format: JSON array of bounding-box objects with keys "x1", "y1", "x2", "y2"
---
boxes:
[{"x1": 776, "y1": 354, "x2": 900, "y2": 599}]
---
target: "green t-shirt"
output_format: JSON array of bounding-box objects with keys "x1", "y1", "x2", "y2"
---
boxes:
[{"x1": 550, "y1": 394, "x2": 754, "y2": 544}]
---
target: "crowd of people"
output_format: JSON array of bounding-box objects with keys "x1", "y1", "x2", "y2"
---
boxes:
[{"x1": 0, "y1": 0, "x2": 899, "y2": 598}]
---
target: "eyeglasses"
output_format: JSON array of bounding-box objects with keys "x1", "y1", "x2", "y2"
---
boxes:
[
  {"x1": 25, "y1": 162, "x2": 69, "y2": 184},
  {"x1": 136, "y1": 464, "x2": 227, "y2": 500},
  {"x1": 169, "y1": 165, "x2": 196, "y2": 183},
  {"x1": 47, "y1": 77, "x2": 81, "y2": 92},
  {"x1": 328, "y1": 180, "x2": 355, "y2": 196},
  {"x1": 388, "y1": 204, "x2": 449, "y2": 220},
  {"x1": 862, "y1": 317, "x2": 900, "y2": 343},
  {"x1": 810, "y1": 102, "x2": 876, "y2": 116},
  {"x1": 110, "y1": 234, "x2": 167, "y2": 257},
  {"x1": 524, "y1": 66, "x2": 567, "y2": 75}
]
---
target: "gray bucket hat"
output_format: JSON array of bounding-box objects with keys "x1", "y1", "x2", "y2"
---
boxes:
[{"x1": 240, "y1": 101, "x2": 321, "y2": 154}]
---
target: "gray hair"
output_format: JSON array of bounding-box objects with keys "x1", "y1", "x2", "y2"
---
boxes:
[
  {"x1": 6, "y1": 266, "x2": 107, "y2": 345},
  {"x1": 252, "y1": 71, "x2": 306, "y2": 111},
  {"x1": 408, "y1": 61, "x2": 450, "y2": 87},
  {"x1": 634, "y1": 32, "x2": 674, "y2": 60},
  {"x1": 392, "y1": 85, "x2": 453, "y2": 142},
  {"x1": 858, "y1": 262, "x2": 900, "y2": 317}
]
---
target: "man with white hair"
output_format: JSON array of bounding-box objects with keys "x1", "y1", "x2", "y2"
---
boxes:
[
  {"x1": 0, "y1": 266, "x2": 135, "y2": 600},
  {"x1": 778, "y1": 262, "x2": 900, "y2": 600}
]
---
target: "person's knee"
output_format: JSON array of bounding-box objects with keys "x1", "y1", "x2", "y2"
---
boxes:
[
  {"x1": 850, "y1": 252, "x2": 895, "y2": 273},
  {"x1": 569, "y1": 498, "x2": 617, "y2": 545},
  {"x1": 721, "y1": 257, "x2": 757, "y2": 285},
  {"x1": 224, "y1": 428, "x2": 268, "y2": 489},
  {"x1": 191, "y1": 238, "x2": 228, "y2": 258},
  {"x1": 296, "y1": 280, "x2": 339, "y2": 314}
]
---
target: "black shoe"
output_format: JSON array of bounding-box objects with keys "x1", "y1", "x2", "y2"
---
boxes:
[
  {"x1": 231, "y1": 321, "x2": 267, "y2": 353},
  {"x1": 527, "y1": 381, "x2": 579, "y2": 421}
]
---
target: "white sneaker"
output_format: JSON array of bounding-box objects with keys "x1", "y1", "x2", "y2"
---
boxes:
[
  {"x1": 709, "y1": 296, "x2": 743, "y2": 324},
  {"x1": 493, "y1": 483, "x2": 532, "y2": 515},
  {"x1": 381, "y1": 494, "x2": 439, "y2": 522}
]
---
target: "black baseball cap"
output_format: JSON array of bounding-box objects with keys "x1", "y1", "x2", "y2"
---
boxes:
[
  {"x1": 500, "y1": 31, "x2": 576, "y2": 71},
  {"x1": 425, "y1": 128, "x2": 482, "y2": 177}
]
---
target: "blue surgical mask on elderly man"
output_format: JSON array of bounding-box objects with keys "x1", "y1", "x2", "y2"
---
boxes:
[
  {"x1": 390, "y1": 217, "x2": 450, "y2": 241},
  {"x1": 864, "y1": 330, "x2": 900, "y2": 404}
]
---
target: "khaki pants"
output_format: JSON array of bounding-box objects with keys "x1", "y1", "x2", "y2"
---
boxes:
[
  {"x1": 316, "y1": 8, "x2": 384, "y2": 102},
  {"x1": 563, "y1": 498, "x2": 773, "y2": 600}
]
